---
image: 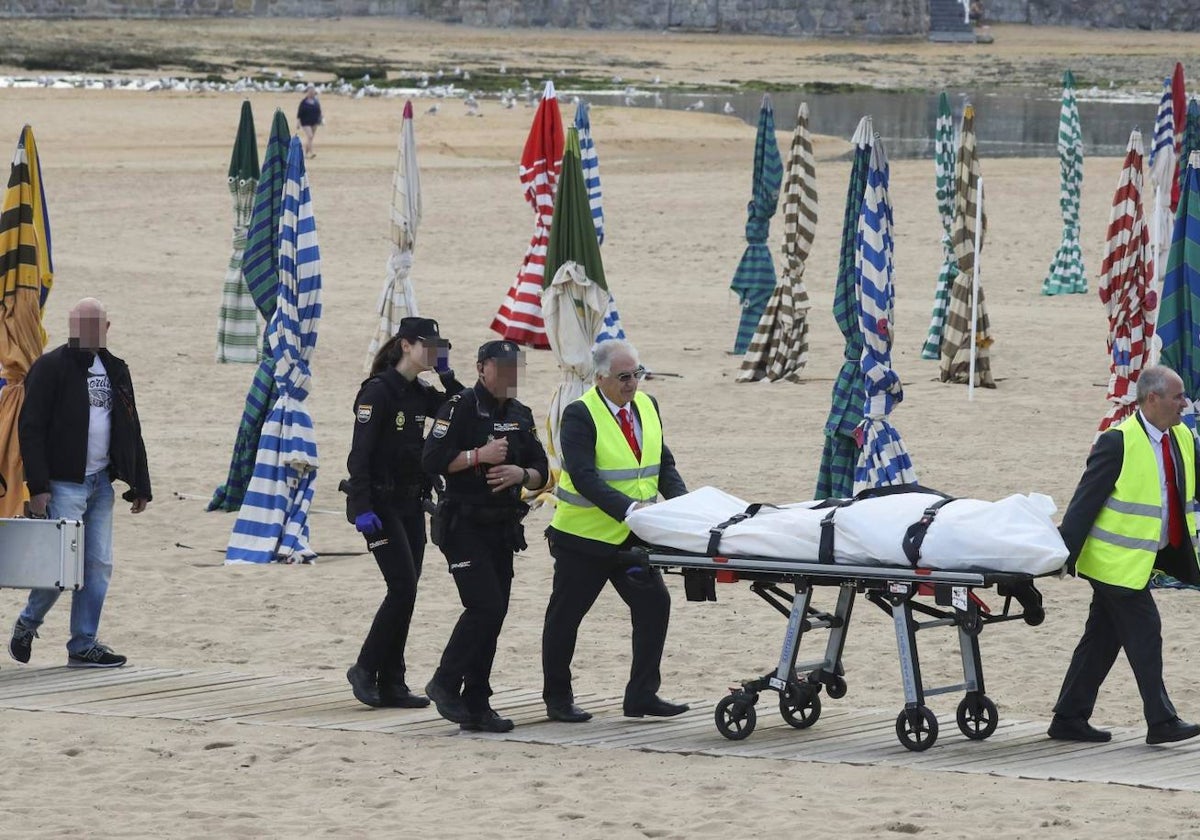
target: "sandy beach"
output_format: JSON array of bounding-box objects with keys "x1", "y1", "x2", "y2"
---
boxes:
[{"x1": 1, "y1": 18, "x2": 1199, "y2": 837}]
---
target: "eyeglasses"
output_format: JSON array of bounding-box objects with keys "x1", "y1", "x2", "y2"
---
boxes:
[{"x1": 612, "y1": 366, "x2": 648, "y2": 383}]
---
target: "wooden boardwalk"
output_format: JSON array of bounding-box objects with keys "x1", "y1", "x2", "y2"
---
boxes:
[{"x1": 2, "y1": 665, "x2": 1199, "y2": 791}]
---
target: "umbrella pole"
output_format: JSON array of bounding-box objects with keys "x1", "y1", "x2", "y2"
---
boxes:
[
  {"x1": 969, "y1": 176, "x2": 984, "y2": 401},
  {"x1": 1151, "y1": 191, "x2": 1163, "y2": 366}
]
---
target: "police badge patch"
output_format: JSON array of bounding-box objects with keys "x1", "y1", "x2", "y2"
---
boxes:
[
  {"x1": 431, "y1": 419, "x2": 450, "y2": 438},
  {"x1": 356, "y1": 404, "x2": 373, "y2": 423},
  {"x1": 395, "y1": 411, "x2": 406, "y2": 430}
]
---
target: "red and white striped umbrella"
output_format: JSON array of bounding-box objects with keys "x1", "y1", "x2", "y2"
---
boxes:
[
  {"x1": 489, "y1": 80, "x2": 564, "y2": 349},
  {"x1": 1098, "y1": 129, "x2": 1156, "y2": 432}
]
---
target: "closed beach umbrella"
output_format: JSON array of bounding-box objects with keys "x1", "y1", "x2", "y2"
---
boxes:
[
  {"x1": 729, "y1": 94, "x2": 784, "y2": 355},
  {"x1": 543, "y1": 128, "x2": 620, "y2": 467},
  {"x1": 737, "y1": 102, "x2": 817, "y2": 383},
  {"x1": 364, "y1": 100, "x2": 422, "y2": 373},
  {"x1": 853, "y1": 137, "x2": 917, "y2": 493},
  {"x1": 490, "y1": 80, "x2": 564, "y2": 349},
  {"x1": 1098, "y1": 131, "x2": 1155, "y2": 432},
  {"x1": 209, "y1": 109, "x2": 290, "y2": 512},
  {"x1": 922, "y1": 91, "x2": 959, "y2": 360},
  {"x1": 1178, "y1": 99, "x2": 1200, "y2": 197},
  {"x1": 940, "y1": 104, "x2": 995, "y2": 387},
  {"x1": 1150, "y1": 77, "x2": 1177, "y2": 287},
  {"x1": 1171, "y1": 62, "x2": 1186, "y2": 212},
  {"x1": 1042, "y1": 70, "x2": 1087, "y2": 296},
  {"x1": 0, "y1": 125, "x2": 53, "y2": 516},
  {"x1": 1158, "y1": 150, "x2": 1200, "y2": 404},
  {"x1": 816, "y1": 116, "x2": 872, "y2": 499},
  {"x1": 226, "y1": 136, "x2": 323, "y2": 564},
  {"x1": 574, "y1": 99, "x2": 625, "y2": 343},
  {"x1": 216, "y1": 100, "x2": 262, "y2": 364}
]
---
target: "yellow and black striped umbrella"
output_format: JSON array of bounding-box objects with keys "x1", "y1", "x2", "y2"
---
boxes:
[{"x1": 0, "y1": 125, "x2": 54, "y2": 514}]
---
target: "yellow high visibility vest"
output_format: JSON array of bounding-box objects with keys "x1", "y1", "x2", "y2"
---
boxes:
[
  {"x1": 1076, "y1": 414, "x2": 1198, "y2": 589},
  {"x1": 551, "y1": 388, "x2": 663, "y2": 545}
]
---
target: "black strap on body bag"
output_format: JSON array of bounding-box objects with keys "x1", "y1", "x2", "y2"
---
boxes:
[
  {"x1": 901, "y1": 497, "x2": 957, "y2": 566},
  {"x1": 705, "y1": 502, "x2": 778, "y2": 556}
]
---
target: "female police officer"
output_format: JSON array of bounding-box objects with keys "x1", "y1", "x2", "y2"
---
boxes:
[
  {"x1": 344, "y1": 317, "x2": 463, "y2": 708},
  {"x1": 421, "y1": 340, "x2": 548, "y2": 732}
]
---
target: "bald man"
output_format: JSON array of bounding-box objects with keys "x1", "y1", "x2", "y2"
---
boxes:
[{"x1": 9, "y1": 298, "x2": 151, "y2": 669}]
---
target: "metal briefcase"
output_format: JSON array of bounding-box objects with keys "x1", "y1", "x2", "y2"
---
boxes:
[{"x1": 0, "y1": 518, "x2": 84, "y2": 591}]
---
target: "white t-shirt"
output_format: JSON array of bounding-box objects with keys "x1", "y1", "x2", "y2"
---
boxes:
[{"x1": 85, "y1": 354, "x2": 112, "y2": 476}]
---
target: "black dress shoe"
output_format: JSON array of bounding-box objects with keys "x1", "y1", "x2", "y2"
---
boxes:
[
  {"x1": 380, "y1": 681, "x2": 431, "y2": 709},
  {"x1": 1146, "y1": 717, "x2": 1200, "y2": 744},
  {"x1": 346, "y1": 664, "x2": 383, "y2": 708},
  {"x1": 425, "y1": 679, "x2": 470, "y2": 724},
  {"x1": 623, "y1": 696, "x2": 690, "y2": 718},
  {"x1": 1046, "y1": 715, "x2": 1111, "y2": 742},
  {"x1": 546, "y1": 702, "x2": 592, "y2": 723},
  {"x1": 460, "y1": 708, "x2": 515, "y2": 733}
]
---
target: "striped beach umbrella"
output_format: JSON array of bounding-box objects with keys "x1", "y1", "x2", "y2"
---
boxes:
[
  {"x1": 490, "y1": 80, "x2": 563, "y2": 349},
  {"x1": 730, "y1": 94, "x2": 784, "y2": 354},
  {"x1": 737, "y1": 102, "x2": 817, "y2": 383},
  {"x1": 922, "y1": 92, "x2": 959, "y2": 360},
  {"x1": 1042, "y1": 70, "x2": 1087, "y2": 296},
  {"x1": 364, "y1": 100, "x2": 422, "y2": 373},
  {"x1": 1150, "y1": 76, "x2": 1177, "y2": 287},
  {"x1": 1098, "y1": 131, "x2": 1156, "y2": 432},
  {"x1": 816, "y1": 116, "x2": 872, "y2": 499},
  {"x1": 0, "y1": 125, "x2": 53, "y2": 516},
  {"x1": 1179, "y1": 99, "x2": 1200, "y2": 196},
  {"x1": 226, "y1": 136, "x2": 323, "y2": 565},
  {"x1": 1159, "y1": 150, "x2": 1200, "y2": 406},
  {"x1": 940, "y1": 104, "x2": 995, "y2": 387},
  {"x1": 216, "y1": 100, "x2": 262, "y2": 363},
  {"x1": 853, "y1": 137, "x2": 917, "y2": 493},
  {"x1": 1171, "y1": 63, "x2": 1186, "y2": 212},
  {"x1": 574, "y1": 98, "x2": 625, "y2": 343},
  {"x1": 209, "y1": 109, "x2": 290, "y2": 512}
]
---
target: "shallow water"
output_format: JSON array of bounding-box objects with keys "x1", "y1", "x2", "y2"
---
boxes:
[{"x1": 586, "y1": 88, "x2": 1159, "y2": 159}]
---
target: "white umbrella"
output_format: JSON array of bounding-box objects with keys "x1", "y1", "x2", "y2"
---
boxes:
[{"x1": 364, "y1": 100, "x2": 421, "y2": 372}]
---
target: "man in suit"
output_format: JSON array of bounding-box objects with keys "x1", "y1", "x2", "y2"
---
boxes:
[
  {"x1": 541, "y1": 339, "x2": 689, "y2": 723},
  {"x1": 1050, "y1": 365, "x2": 1200, "y2": 745}
]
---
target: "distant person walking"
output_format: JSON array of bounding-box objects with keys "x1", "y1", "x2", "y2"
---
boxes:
[{"x1": 297, "y1": 85, "x2": 323, "y2": 159}]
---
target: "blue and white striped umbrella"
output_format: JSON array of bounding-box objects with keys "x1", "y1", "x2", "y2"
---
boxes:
[
  {"x1": 226, "y1": 135, "x2": 323, "y2": 564},
  {"x1": 730, "y1": 94, "x2": 784, "y2": 354},
  {"x1": 1150, "y1": 76, "x2": 1177, "y2": 276},
  {"x1": 574, "y1": 99, "x2": 625, "y2": 343},
  {"x1": 853, "y1": 137, "x2": 917, "y2": 493}
]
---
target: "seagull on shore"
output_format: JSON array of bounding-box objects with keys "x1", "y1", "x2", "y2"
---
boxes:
[
  {"x1": 685, "y1": 99, "x2": 705, "y2": 111},
  {"x1": 723, "y1": 101, "x2": 736, "y2": 115},
  {"x1": 624, "y1": 95, "x2": 636, "y2": 107},
  {"x1": 425, "y1": 103, "x2": 440, "y2": 115}
]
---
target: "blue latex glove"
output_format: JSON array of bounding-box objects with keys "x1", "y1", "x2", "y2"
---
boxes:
[
  {"x1": 435, "y1": 348, "x2": 452, "y2": 375},
  {"x1": 355, "y1": 511, "x2": 383, "y2": 534}
]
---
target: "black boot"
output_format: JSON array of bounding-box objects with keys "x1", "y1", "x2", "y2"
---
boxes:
[
  {"x1": 346, "y1": 664, "x2": 383, "y2": 708},
  {"x1": 379, "y1": 674, "x2": 430, "y2": 709}
]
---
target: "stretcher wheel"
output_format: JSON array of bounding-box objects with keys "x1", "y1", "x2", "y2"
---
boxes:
[
  {"x1": 825, "y1": 675, "x2": 848, "y2": 699},
  {"x1": 959, "y1": 612, "x2": 982, "y2": 637},
  {"x1": 715, "y1": 694, "x2": 757, "y2": 740},
  {"x1": 779, "y1": 684, "x2": 822, "y2": 729},
  {"x1": 895, "y1": 706, "x2": 939, "y2": 752},
  {"x1": 956, "y1": 694, "x2": 998, "y2": 740}
]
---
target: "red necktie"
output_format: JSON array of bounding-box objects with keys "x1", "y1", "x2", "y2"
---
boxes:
[
  {"x1": 1162, "y1": 434, "x2": 1185, "y2": 547},
  {"x1": 618, "y1": 407, "x2": 641, "y2": 462}
]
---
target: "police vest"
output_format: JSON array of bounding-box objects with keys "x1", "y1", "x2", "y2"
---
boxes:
[
  {"x1": 551, "y1": 389, "x2": 663, "y2": 545},
  {"x1": 1076, "y1": 414, "x2": 1198, "y2": 589}
]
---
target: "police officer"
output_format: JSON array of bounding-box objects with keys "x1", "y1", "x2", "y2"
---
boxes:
[
  {"x1": 421, "y1": 340, "x2": 548, "y2": 733},
  {"x1": 344, "y1": 317, "x2": 463, "y2": 708}
]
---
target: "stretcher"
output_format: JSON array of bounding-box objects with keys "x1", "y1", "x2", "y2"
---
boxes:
[
  {"x1": 0, "y1": 518, "x2": 84, "y2": 591},
  {"x1": 625, "y1": 545, "x2": 1049, "y2": 752}
]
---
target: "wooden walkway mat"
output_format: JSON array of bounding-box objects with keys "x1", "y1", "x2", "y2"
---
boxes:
[{"x1": 2, "y1": 665, "x2": 1198, "y2": 791}]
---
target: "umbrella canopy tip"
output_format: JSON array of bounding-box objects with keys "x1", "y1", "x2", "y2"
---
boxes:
[{"x1": 403, "y1": 100, "x2": 413, "y2": 119}]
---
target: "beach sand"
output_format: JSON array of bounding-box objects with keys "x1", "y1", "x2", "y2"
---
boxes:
[{"x1": 0, "y1": 19, "x2": 1198, "y2": 838}]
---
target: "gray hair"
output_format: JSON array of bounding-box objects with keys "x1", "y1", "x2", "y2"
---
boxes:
[
  {"x1": 592, "y1": 339, "x2": 639, "y2": 377},
  {"x1": 1137, "y1": 365, "x2": 1178, "y2": 404}
]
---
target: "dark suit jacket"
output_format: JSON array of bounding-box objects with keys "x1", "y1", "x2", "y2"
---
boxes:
[
  {"x1": 548, "y1": 392, "x2": 687, "y2": 559},
  {"x1": 1059, "y1": 414, "x2": 1200, "y2": 584}
]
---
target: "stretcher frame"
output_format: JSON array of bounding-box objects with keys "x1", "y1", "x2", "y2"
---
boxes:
[{"x1": 630, "y1": 547, "x2": 1047, "y2": 752}]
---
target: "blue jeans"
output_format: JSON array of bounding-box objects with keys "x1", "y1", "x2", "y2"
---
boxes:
[{"x1": 19, "y1": 474, "x2": 115, "y2": 655}]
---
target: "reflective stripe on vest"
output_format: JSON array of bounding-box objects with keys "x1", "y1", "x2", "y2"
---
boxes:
[
  {"x1": 550, "y1": 388, "x2": 663, "y2": 544},
  {"x1": 1076, "y1": 415, "x2": 1199, "y2": 589}
]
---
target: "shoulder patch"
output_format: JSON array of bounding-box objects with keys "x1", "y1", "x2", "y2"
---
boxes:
[
  {"x1": 431, "y1": 418, "x2": 450, "y2": 438},
  {"x1": 356, "y1": 404, "x2": 373, "y2": 424}
]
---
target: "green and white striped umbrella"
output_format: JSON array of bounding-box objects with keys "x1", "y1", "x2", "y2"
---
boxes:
[
  {"x1": 922, "y1": 92, "x2": 958, "y2": 359},
  {"x1": 216, "y1": 100, "x2": 262, "y2": 363},
  {"x1": 1042, "y1": 69, "x2": 1087, "y2": 295}
]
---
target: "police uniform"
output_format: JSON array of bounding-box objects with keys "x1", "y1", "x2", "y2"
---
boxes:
[
  {"x1": 421, "y1": 344, "x2": 548, "y2": 720},
  {"x1": 345, "y1": 321, "x2": 463, "y2": 703}
]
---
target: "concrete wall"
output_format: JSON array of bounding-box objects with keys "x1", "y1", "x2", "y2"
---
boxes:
[{"x1": 983, "y1": 0, "x2": 1199, "y2": 30}]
